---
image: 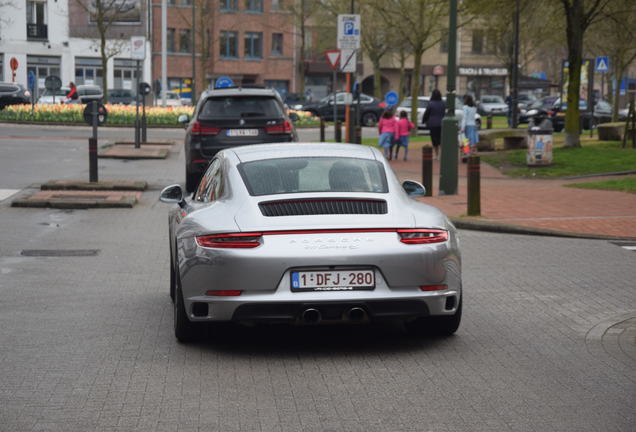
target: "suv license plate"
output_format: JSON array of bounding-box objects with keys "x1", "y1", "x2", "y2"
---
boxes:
[
  {"x1": 227, "y1": 129, "x2": 258, "y2": 137},
  {"x1": 291, "y1": 270, "x2": 375, "y2": 292}
]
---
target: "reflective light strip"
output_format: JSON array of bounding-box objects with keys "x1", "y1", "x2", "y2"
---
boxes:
[
  {"x1": 420, "y1": 285, "x2": 447, "y2": 291},
  {"x1": 205, "y1": 290, "x2": 242, "y2": 296}
]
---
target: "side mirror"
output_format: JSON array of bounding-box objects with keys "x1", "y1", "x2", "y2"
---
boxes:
[
  {"x1": 178, "y1": 114, "x2": 189, "y2": 124},
  {"x1": 402, "y1": 180, "x2": 426, "y2": 197},
  {"x1": 159, "y1": 184, "x2": 185, "y2": 205}
]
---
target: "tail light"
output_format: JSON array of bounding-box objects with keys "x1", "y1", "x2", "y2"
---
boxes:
[
  {"x1": 196, "y1": 232, "x2": 262, "y2": 248},
  {"x1": 265, "y1": 119, "x2": 293, "y2": 135},
  {"x1": 547, "y1": 110, "x2": 555, "y2": 116},
  {"x1": 420, "y1": 284, "x2": 447, "y2": 291},
  {"x1": 397, "y1": 229, "x2": 448, "y2": 244},
  {"x1": 205, "y1": 290, "x2": 242, "y2": 296},
  {"x1": 191, "y1": 121, "x2": 220, "y2": 136}
]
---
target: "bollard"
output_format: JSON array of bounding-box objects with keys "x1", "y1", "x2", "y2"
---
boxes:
[
  {"x1": 467, "y1": 155, "x2": 481, "y2": 216},
  {"x1": 320, "y1": 118, "x2": 325, "y2": 142},
  {"x1": 422, "y1": 147, "x2": 433, "y2": 197},
  {"x1": 141, "y1": 114, "x2": 147, "y2": 143},
  {"x1": 487, "y1": 115, "x2": 493, "y2": 129},
  {"x1": 89, "y1": 138, "x2": 98, "y2": 183},
  {"x1": 355, "y1": 126, "x2": 362, "y2": 144},
  {"x1": 335, "y1": 120, "x2": 342, "y2": 142}
]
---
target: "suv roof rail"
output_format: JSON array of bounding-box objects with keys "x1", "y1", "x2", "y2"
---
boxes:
[{"x1": 212, "y1": 85, "x2": 268, "y2": 90}]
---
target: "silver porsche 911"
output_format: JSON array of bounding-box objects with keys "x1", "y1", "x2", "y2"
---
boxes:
[{"x1": 160, "y1": 143, "x2": 462, "y2": 342}]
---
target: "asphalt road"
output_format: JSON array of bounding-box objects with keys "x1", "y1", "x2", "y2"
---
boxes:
[{"x1": 0, "y1": 124, "x2": 634, "y2": 431}]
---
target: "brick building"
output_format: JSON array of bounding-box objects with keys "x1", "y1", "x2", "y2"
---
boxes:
[{"x1": 150, "y1": 0, "x2": 295, "y2": 101}]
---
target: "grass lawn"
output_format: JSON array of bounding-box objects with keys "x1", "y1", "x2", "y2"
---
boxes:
[
  {"x1": 565, "y1": 177, "x2": 636, "y2": 193},
  {"x1": 481, "y1": 139, "x2": 636, "y2": 178}
]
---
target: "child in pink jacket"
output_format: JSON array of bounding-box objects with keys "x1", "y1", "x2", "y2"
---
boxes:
[
  {"x1": 377, "y1": 111, "x2": 399, "y2": 160},
  {"x1": 396, "y1": 111, "x2": 415, "y2": 161}
]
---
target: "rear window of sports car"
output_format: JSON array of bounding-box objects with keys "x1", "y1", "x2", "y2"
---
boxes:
[
  {"x1": 238, "y1": 157, "x2": 388, "y2": 196},
  {"x1": 199, "y1": 96, "x2": 283, "y2": 119}
]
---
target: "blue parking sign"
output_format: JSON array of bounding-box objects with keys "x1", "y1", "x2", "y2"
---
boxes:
[
  {"x1": 27, "y1": 71, "x2": 36, "y2": 91},
  {"x1": 384, "y1": 91, "x2": 398, "y2": 107},
  {"x1": 215, "y1": 76, "x2": 234, "y2": 88}
]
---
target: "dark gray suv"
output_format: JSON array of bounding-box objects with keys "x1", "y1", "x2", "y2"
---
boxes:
[{"x1": 180, "y1": 87, "x2": 298, "y2": 192}]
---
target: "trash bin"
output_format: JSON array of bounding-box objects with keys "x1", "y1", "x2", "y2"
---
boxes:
[{"x1": 527, "y1": 111, "x2": 553, "y2": 166}]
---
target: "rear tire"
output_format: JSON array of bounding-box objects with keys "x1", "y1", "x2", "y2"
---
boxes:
[
  {"x1": 174, "y1": 273, "x2": 199, "y2": 343},
  {"x1": 362, "y1": 112, "x2": 378, "y2": 127},
  {"x1": 406, "y1": 299, "x2": 462, "y2": 337}
]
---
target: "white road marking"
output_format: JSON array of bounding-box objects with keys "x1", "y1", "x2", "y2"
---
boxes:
[
  {"x1": 0, "y1": 189, "x2": 20, "y2": 201},
  {"x1": 621, "y1": 246, "x2": 636, "y2": 251}
]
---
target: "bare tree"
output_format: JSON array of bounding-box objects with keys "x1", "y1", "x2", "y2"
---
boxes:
[
  {"x1": 284, "y1": 0, "x2": 321, "y2": 96},
  {"x1": 559, "y1": 0, "x2": 612, "y2": 147},
  {"x1": 587, "y1": 0, "x2": 636, "y2": 121},
  {"x1": 75, "y1": 0, "x2": 140, "y2": 103},
  {"x1": 0, "y1": 1, "x2": 17, "y2": 40}
]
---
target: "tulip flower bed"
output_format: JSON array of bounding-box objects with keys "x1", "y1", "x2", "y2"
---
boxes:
[
  {"x1": 0, "y1": 104, "x2": 321, "y2": 127},
  {"x1": 0, "y1": 103, "x2": 194, "y2": 126}
]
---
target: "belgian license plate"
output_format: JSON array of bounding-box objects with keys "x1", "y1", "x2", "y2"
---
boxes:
[
  {"x1": 227, "y1": 129, "x2": 258, "y2": 137},
  {"x1": 291, "y1": 269, "x2": 375, "y2": 292}
]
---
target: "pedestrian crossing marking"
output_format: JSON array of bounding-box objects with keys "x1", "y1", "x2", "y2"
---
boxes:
[{"x1": 0, "y1": 189, "x2": 20, "y2": 201}]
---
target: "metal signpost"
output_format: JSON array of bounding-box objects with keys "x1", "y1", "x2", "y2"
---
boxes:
[
  {"x1": 28, "y1": 71, "x2": 36, "y2": 115},
  {"x1": 131, "y1": 36, "x2": 146, "y2": 149},
  {"x1": 83, "y1": 102, "x2": 108, "y2": 183},
  {"x1": 324, "y1": 50, "x2": 341, "y2": 141},
  {"x1": 138, "y1": 82, "x2": 152, "y2": 143},
  {"x1": 337, "y1": 14, "x2": 360, "y2": 143}
]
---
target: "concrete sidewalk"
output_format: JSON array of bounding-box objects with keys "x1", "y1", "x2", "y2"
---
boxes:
[{"x1": 388, "y1": 151, "x2": 636, "y2": 239}]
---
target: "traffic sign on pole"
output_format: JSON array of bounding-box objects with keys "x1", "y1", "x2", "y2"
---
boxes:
[
  {"x1": 131, "y1": 36, "x2": 146, "y2": 60},
  {"x1": 384, "y1": 91, "x2": 399, "y2": 107},
  {"x1": 215, "y1": 76, "x2": 234, "y2": 88},
  {"x1": 337, "y1": 14, "x2": 361, "y2": 50},
  {"x1": 340, "y1": 49, "x2": 356, "y2": 73},
  {"x1": 595, "y1": 56, "x2": 609, "y2": 73},
  {"x1": 324, "y1": 50, "x2": 341, "y2": 70}
]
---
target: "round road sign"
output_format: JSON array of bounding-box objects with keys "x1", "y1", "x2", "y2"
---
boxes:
[
  {"x1": 10, "y1": 57, "x2": 18, "y2": 71},
  {"x1": 83, "y1": 103, "x2": 108, "y2": 126},
  {"x1": 384, "y1": 91, "x2": 399, "y2": 107},
  {"x1": 138, "y1": 82, "x2": 151, "y2": 95},
  {"x1": 215, "y1": 76, "x2": 234, "y2": 88},
  {"x1": 45, "y1": 75, "x2": 62, "y2": 92}
]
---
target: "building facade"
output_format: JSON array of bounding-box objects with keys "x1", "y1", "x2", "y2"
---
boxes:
[
  {"x1": 150, "y1": 0, "x2": 295, "y2": 100},
  {"x1": 0, "y1": 0, "x2": 151, "y2": 98}
]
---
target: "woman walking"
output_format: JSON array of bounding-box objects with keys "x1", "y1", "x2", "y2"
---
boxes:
[
  {"x1": 422, "y1": 89, "x2": 445, "y2": 159},
  {"x1": 377, "y1": 110, "x2": 398, "y2": 160},
  {"x1": 396, "y1": 111, "x2": 415, "y2": 161},
  {"x1": 461, "y1": 94, "x2": 479, "y2": 153}
]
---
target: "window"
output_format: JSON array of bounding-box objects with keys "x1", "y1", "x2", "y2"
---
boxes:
[
  {"x1": 220, "y1": 31, "x2": 238, "y2": 58},
  {"x1": 244, "y1": 32, "x2": 263, "y2": 59},
  {"x1": 220, "y1": 0, "x2": 237, "y2": 10},
  {"x1": 113, "y1": 59, "x2": 138, "y2": 90},
  {"x1": 238, "y1": 157, "x2": 388, "y2": 196},
  {"x1": 440, "y1": 29, "x2": 448, "y2": 53},
  {"x1": 179, "y1": 29, "x2": 192, "y2": 53},
  {"x1": 195, "y1": 159, "x2": 223, "y2": 202},
  {"x1": 181, "y1": 0, "x2": 192, "y2": 4},
  {"x1": 167, "y1": 28, "x2": 176, "y2": 52},
  {"x1": 245, "y1": 0, "x2": 263, "y2": 12},
  {"x1": 199, "y1": 96, "x2": 283, "y2": 119},
  {"x1": 271, "y1": 33, "x2": 283, "y2": 55},
  {"x1": 272, "y1": 0, "x2": 281, "y2": 9},
  {"x1": 26, "y1": 0, "x2": 48, "y2": 39},
  {"x1": 485, "y1": 30, "x2": 498, "y2": 54},
  {"x1": 472, "y1": 29, "x2": 484, "y2": 54},
  {"x1": 74, "y1": 57, "x2": 103, "y2": 87},
  {"x1": 26, "y1": 55, "x2": 61, "y2": 93}
]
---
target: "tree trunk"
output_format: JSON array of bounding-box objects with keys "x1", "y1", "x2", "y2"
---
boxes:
[
  {"x1": 297, "y1": 5, "x2": 306, "y2": 96},
  {"x1": 612, "y1": 67, "x2": 622, "y2": 122},
  {"x1": 409, "y1": 49, "x2": 423, "y2": 129},
  {"x1": 372, "y1": 58, "x2": 382, "y2": 99},
  {"x1": 101, "y1": 34, "x2": 109, "y2": 103},
  {"x1": 563, "y1": 0, "x2": 584, "y2": 148},
  {"x1": 398, "y1": 49, "x2": 406, "y2": 104}
]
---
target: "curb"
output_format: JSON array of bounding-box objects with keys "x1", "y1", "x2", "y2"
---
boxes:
[
  {"x1": 41, "y1": 180, "x2": 147, "y2": 191},
  {"x1": 450, "y1": 217, "x2": 636, "y2": 241},
  {"x1": 11, "y1": 196, "x2": 137, "y2": 209}
]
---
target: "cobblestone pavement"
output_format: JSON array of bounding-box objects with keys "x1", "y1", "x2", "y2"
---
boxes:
[
  {"x1": 0, "y1": 127, "x2": 635, "y2": 431},
  {"x1": 1, "y1": 191, "x2": 634, "y2": 432}
]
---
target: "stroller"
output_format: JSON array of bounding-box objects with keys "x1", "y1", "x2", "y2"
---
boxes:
[{"x1": 459, "y1": 132, "x2": 471, "y2": 163}]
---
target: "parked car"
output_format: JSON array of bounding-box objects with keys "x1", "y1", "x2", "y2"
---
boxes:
[
  {"x1": 397, "y1": 96, "x2": 481, "y2": 130},
  {"x1": 519, "y1": 96, "x2": 558, "y2": 124},
  {"x1": 301, "y1": 92, "x2": 386, "y2": 126},
  {"x1": 548, "y1": 99, "x2": 613, "y2": 132},
  {"x1": 37, "y1": 87, "x2": 69, "y2": 104},
  {"x1": 517, "y1": 93, "x2": 538, "y2": 110},
  {"x1": 477, "y1": 95, "x2": 508, "y2": 115},
  {"x1": 159, "y1": 142, "x2": 462, "y2": 342},
  {"x1": 107, "y1": 88, "x2": 136, "y2": 105},
  {"x1": 0, "y1": 82, "x2": 31, "y2": 109},
  {"x1": 179, "y1": 86, "x2": 298, "y2": 192}
]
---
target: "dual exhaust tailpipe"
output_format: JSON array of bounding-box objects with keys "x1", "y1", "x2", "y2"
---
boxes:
[{"x1": 300, "y1": 307, "x2": 367, "y2": 324}]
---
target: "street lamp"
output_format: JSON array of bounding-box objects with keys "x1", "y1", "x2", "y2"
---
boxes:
[{"x1": 439, "y1": 0, "x2": 459, "y2": 195}]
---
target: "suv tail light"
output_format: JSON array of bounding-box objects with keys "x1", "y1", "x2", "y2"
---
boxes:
[
  {"x1": 196, "y1": 232, "x2": 263, "y2": 248},
  {"x1": 265, "y1": 119, "x2": 293, "y2": 135},
  {"x1": 397, "y1": 229, "x2": 448, "y2": 244},
  {"x1": 191, "y1": 121, "x2": 220, "y2": 136}
]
